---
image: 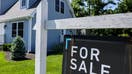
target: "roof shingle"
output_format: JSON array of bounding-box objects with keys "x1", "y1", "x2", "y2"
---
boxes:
[{"x1": 0, "y1": 1, "x2": 36, "y2": 23}]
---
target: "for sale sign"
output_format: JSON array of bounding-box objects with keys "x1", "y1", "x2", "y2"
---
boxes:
[{"x1": 62, "y1": 35, "x2": 131, "y2": 74}]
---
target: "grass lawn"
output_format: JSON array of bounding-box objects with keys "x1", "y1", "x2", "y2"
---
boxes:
[
  {"x1": 47, "y1": 55, "x2": 63, "y2": 74},
  {"x1": 0, "y1": 51, "x2": 63, "y2": 74}
]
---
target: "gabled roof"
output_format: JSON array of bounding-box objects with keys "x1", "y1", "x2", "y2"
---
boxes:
[
  {"x1": 0, "y1": 0, "x2": 75, "y2": 23},
  {"x1": 30, "y1": 0, "x2": 41, "y2": 8},
  {"x1": 0, "y1": 1, "x2": 36, "y2": 23}
]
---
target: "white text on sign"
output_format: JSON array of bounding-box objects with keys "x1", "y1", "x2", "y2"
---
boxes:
[{"x1": 70, "y1": 46, "x2": 111, "y2": 74}]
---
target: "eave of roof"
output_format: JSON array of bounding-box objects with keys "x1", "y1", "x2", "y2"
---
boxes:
[
  {"x1": 0, "y1": 0, "x2": 75, "y2": 23},
  {"x1": 0, "y1": 1, "x2": 36, "y2": 23}
]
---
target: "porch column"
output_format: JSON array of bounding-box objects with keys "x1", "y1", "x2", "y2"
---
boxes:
[
  {"x1": 28, "y1": 18, "x2": 32, "y2": 52},
  {"x1": 35, "y1": 0, "x2": 48, "y2": 74},
  {"x1": 0, "y1": 23, "x2": 5, "y2": 45}
]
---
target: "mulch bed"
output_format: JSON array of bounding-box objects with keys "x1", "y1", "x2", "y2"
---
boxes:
[
  {"x1": 4, "y1": 51, "x2": 11, "y2": 61},
  {"x1": 4, "y1": 51, "x2": 35, "y2": 61}
]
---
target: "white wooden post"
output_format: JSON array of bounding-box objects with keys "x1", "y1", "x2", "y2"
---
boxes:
[
  {"x1": 34, "y1": 0, "x2": 132, "y2": 73},
  {"x1": 28, "y1": 18, "x2": 32, "y2": 52},
  {"x1": 35, "y1": 0, "x2": 48, "y2": 74}
]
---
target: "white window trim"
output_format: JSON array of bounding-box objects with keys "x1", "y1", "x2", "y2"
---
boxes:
[
  {"x1": 54, "y1": 0, "x2": 60, "y2": 12},
  {"x1": 11, "y1": 21, "x2": 24, "y2": 38},
  {"x1": 60, "y1": 1, "x2": 64, "y2": 14},
  {"x1": 54, "y1": 0, "x2": 65, "y2": 14},
  {"x1": 20, "y1": 0, "x2": 28, "y2": 9},
  {"x1": 28, "y1": 19, "x2": 32, "y2": 52}
]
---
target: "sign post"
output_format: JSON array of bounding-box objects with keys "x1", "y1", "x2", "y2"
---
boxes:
[
  {"x1": 35, "y1": 0, "x2": 48, "y2": 74},
  {"x1": 35, "y1": 0, "x2": 132, "y2": 73}
]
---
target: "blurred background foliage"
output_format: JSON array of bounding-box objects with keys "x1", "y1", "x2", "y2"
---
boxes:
[{"x1": 71, "y1": 0, "x2": 132, "y2": 37}]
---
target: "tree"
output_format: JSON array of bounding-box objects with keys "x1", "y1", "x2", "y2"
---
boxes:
[
  {"x1": 71, "y1": 0, "x2": 116, "y2": 17},
  {"x1": 11, "y1": 36, "x2": 26, "y2": 60},
  {"x1": 126, "y1": 0, "x2": 132, "y2": 11},
  {"x1": 71, "y1": 0, "x2": 132, "y2": 37},
  {"x1": 71, "y1": 0, "x2": 89, "y2": 17},
  {"x1": 117, "y1": 0, "x2": 128, "y2": 13},
  {"x1": 71, "y1": 0, "x2": 116, "y2": 35}
]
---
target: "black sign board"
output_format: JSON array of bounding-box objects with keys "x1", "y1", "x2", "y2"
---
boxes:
[{"x1": 63, "y1": 35, "x2": 132, "y2": 74}]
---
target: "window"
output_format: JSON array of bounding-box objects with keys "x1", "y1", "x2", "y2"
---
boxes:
[
  {"x1": 55, "y1": 0, "x2": 60, "y2": 12},
  {"x1": 21, "y1": 0, "x2": 27, "y2": 8},
  {"x1": 61, "y1": 2, "x2": 64, "y2": 13},
  {"x1": 55, "y1": 0, "x2": 65, "y2": 14},
  {"x1": 12, "y1": 22, "x2": 24, "y2": 37},
  {"x1": 12, "y1": 23, "x2": 17, "y2": 37},
  {"x1": 18, "y1": 22, "x2": 24, "y2": 37}
]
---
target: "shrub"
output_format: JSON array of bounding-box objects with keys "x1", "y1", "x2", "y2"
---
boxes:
[
  {"x1": 0, "y1": 45, "x2": 3, "y2": 51},
  {"x1": 3, "y1": 43, "x2": 11, "y2": 51},
  {"x1": 10, "y1": 36, "x2": 26, "y2": 60},
  {"x1": 51, "y1": 43, "x2": 64, "y2": 54}
]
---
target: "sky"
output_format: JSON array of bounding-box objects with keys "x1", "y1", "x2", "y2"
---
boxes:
[
  {"x1": 69, "y1": 0, "x2": 122, "y2": 10},
  {"x1": 103, "y1": 0, "x2": 122, "y2": 10}
]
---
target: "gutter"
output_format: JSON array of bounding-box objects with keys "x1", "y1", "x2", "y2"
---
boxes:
[
  {"x1": 0, "y1": 9, "x2": 36, "y2": 23},
  {"x1": 0, "y1": 16, "x2": 32, "y2": 23}
]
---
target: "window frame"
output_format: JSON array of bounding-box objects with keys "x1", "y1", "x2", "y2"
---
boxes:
[
  {"x1": 55, "y1": 0, "x2": 65, "y2": 14},
  {"x1": 61, "y1": 1, "x2": 64, "y2": 14},
  {"x1": 12, "y1": 23, "x2": 17, "y2": 37},
  {"x1": 55, "y1": 0, "x2": 60, "y2": 12},
  {"x1": 18, "y1": 22, "x2": 24, "y2": 37},
  {"x1": 12, "y1": 21, "x2": 24, "y2": 38},
  {"x1": 20, "y1": 0, "x2": 27, "y2": 9}
]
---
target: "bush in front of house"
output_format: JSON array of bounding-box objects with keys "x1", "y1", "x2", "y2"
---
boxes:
[
  {"x1": 2, "y1": 43, "x2": 12, "y2": 51},
  {"x1": 10, "y1": 36, "x2": 26, "y2": 60},
  {"x1": 51, "y1": 43, "x2": 64, "y2": 54},
  {"x1": 0, "y1": 45, "x2": 3, "y2": 51}
]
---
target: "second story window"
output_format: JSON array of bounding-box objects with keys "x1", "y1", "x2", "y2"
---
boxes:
[
  {"x1": 21, "y1": 0, "x2": 27, "y2": 9},
  {"x1": 55, "y1": 0, "x2": 60, "y2": 12},
  {"x1": 61, "y1": 2, "x2": 64, "y2": 13},
  {"x1": 55, "y1": 0, "x2": 65, "y2": 14}
]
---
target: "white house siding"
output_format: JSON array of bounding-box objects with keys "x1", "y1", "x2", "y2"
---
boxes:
[{"x1": 0, "y1": 23, "x2": 5, "y2": 45}]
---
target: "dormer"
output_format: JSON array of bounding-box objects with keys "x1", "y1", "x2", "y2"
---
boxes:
[
  {"x1": 20, "y1": 0, "x2": 27, "y2": 9},
  {"x1": 20, "y1": 0, "x2": 37, "y2": 9}
]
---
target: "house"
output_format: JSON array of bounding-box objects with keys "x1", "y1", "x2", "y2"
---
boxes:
[{"x1": 0, "y1": 0, "x2": 75, "y2": 52}]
